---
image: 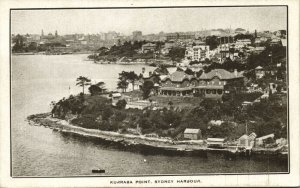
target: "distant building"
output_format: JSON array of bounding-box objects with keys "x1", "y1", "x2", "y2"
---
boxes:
[
  {"x1": 166, "y1": 33, "x2": 195, "y2": 41},
  {"x1": 132, "y1": 31, "x2": 142, "y2": 41},
  {"x1": 238, "y1": 133, "x2": 256, "y2": 148},
  {"x1": 216, "y1": 43, "x2": 240, "y2": 60},
  {"x1": 185, "y1": 45, "x2": 210, "y2": 61},
  {"x1": 184, "y1": 128, "x2": 202, "y2": 140},
  {"x1": 235, "y1": 39, "x2": 251, "y2": 48},
  {"x1": 207, "y1": 138, "x2": 226, "y2": 148},
  {"x1": 270, "y1": 38, "x2": 282, "y2": 46},
  {"x1": 142, "y1": 43, "x2": 156, "y2": 53},
  {"x1": 106, "y1": 31, "x2": 118, "y2": 41}
]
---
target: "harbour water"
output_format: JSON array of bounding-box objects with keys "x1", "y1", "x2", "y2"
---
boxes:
[{"x1": 11, "y1": 54, "x2": 288, "y2": 176}]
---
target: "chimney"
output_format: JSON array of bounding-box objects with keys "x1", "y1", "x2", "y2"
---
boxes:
[
  {"x1": 149, "y1": 71, "x2": 152, "y2": 77},
  {"x1": 142, "y1": 67, "x2": 145, "y2": 74},
  {"x1": 234, "y1": 69, "x2": 238, "y2": 77}
]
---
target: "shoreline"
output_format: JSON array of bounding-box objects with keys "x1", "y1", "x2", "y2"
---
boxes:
[
  {"x1": 12, "y1": 52, "x2": 93, "y2": 55},
  {"x1": 27, "y1": 113, "x2": 288, "y2": 158}
]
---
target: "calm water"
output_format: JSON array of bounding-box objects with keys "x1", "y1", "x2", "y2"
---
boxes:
[{"x1": 11, "y1": 54, "x2": 288, "y2": 176}]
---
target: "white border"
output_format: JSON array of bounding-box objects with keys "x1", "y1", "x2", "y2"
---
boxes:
[{"x1": 0, "y1": 0, "x2": 299, "y2": 187}]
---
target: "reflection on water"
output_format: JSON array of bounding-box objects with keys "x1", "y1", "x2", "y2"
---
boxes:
[{"x1": 11, "y1": 55, "x2": 288, "y2": 176}]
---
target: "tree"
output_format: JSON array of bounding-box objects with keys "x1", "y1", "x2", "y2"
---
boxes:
[
  {"x1": 205, "y1": 35, "x2": 219, "y2": 50},
  {"x1": 168, "y1": 47, "x2": 186, "y2": 61},
  {"x1": 141, "y1": 80, "x2": 154, "y2": 99},
  {"x1": 12, "y1": 34, "x2": 26, "y2": 52},
  {"x1": 184, "y1": 68, "x2": 194, "y2": 75},
  {"x1": 76, "y1": 76, "x2": 91, "y2": 95},
  {"x1": 88, "y1": 82, "x2": 106, "y2": 96},
  {"x1": 126, "y1": 71, "x2": 139, "y2": 91},
  {"x1": 117, "y1": 79, "x2": 129, "y2": 92},
  {"x1": 116, "y1": 99, "x2": 127, "y2": 109}
]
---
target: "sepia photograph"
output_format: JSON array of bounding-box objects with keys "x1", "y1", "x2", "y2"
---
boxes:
[
  {"x1": 1, "y1": 0, "x2": 299, "y2": 187},
  {"x1": 10, "y1": 6, "x2": 290, "y2": 177}
]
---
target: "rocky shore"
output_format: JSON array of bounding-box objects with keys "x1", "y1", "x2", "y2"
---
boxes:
[{"x1": 27, "y1": 113, "x2": 288, "y2": 158}]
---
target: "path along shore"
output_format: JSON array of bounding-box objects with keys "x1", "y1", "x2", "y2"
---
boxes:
[{"x1": 27, "y1": 113, "x2": 288, "y2": 158}]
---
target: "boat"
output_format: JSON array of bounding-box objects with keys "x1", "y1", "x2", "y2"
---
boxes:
[{"x1": 92, "y1": 169, "x2": 105, "y2": 173}]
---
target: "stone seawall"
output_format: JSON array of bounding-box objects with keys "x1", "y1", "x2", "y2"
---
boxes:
[{"x1": 27, "y1": 113, "x2": 288, "y2": 159}]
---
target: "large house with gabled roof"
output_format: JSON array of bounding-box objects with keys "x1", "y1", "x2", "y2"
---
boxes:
[{"x1": 158, "y1": 69, "x2": 244, "y2": 99}]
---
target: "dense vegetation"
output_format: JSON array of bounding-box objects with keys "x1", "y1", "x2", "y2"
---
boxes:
[
  {"x1": 12, "y1": 34, "x2": 66, "y2": 53},
  {"x1": 88, "y1": 40, "x2": 186, "y2": 62},
  {"x1": 51, "y1": 89, "x2": 287, "y2": 140}
]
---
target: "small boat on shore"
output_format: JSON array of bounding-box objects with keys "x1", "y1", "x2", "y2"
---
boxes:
[{"x1": 92, "y1": 169, "x2": 105, "y2": 173}]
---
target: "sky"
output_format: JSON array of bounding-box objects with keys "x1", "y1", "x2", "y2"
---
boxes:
[{"x1": 11, "y1": 7, "x2": 287, "y2": 35}]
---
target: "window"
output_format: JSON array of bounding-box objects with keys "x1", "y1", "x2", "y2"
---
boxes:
[
  {"x1": 217, "y1": 89, "x2": 223, "y2": 95},
  {"x1": 206, "y1": 89, "x2": 211, "y2": 94}
]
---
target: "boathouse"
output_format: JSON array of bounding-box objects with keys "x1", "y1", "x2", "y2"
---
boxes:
[
  {"x1": 238, "y1": 134, "x2": 255, "y2": 148},
  {"x1": 183, "y1": 128, "x2": 202, "y2": 140},
  {"x1": 207, "y1": 138, "x2": 225, "y2": 148}
]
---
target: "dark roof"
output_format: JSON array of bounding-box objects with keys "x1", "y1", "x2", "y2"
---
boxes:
[
  {"x1": 162, "y1": 71, "x2": 195, "y2": 82},
  {"x1": 199, "y1": 69, "x2": 244, "y2": 80}
]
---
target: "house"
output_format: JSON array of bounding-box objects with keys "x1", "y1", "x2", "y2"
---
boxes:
[
  {"x1": 142, "y1": 43, "x2": 156, "y2": 53},
  {"x1": 159, "y1": 70, "x2": 196, "y2": 97},
  {"x1": 238, "y1": 133, "x2": 256, "y2": 148},
  {"x1": 242, "y1": 101, "x2": 253, "y2": 108},
  {"x1": 217, "y1": 43, "x2": 238, "y2": 60},
  {"x1": 207, "y1": 138, "x2": 226, "y2": 148},
  {"x1": 185, "y1": 45, "x2": 210, "y2": 61},
  {"x1": 158, "y1": 69, "x2": 244, "y2": 99},
  {"x1": 198, "y1": 69, "x2": 244, "y2": 99},
  {"x1": 235, "y1": 39, "x2": 251, "y2": 48},
  {"x1": 183, "y1": 128, "x2": 202, "y2": 140},
  {"x1": 256, "y1": 133, "x2": 275, "y2": 146},
  {"x1": 270, "y1": 38, "x2": 282, "y2": 46}
]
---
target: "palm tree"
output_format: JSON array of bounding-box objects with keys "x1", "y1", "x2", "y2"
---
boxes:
[{"x1": 76, "y1": 76, "x2": 91, "y2": 95}]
